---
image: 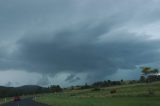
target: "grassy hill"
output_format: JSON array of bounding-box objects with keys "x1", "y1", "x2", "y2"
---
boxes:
[{"x1": 35, "y1": 81, "x2": 160, "y2": 106}]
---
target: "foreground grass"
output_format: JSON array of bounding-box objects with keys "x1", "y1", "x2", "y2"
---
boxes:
[
  {"x1": 36, "y1": 96, "x2": 160, "y2": 106},
  {"x1": 36, "y1": 81, "x2": 160, "y2": 106},
  {"x1": 0, "y1": 97, "x2": 12, "y2": 105}
]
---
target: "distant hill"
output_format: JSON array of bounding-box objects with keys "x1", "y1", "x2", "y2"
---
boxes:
[
  {"x1": 0, "y1": 84, "x2": 64, "y2": 98},
  {"x1": 0, "y1": 86, "x2": 13, "y2": 88},
  {"x1": 0, "y1": 85, "x2": 48, "y2": 98},
  {"x1": 17, "y1": 85, "x2": 43, "y2": 90}
]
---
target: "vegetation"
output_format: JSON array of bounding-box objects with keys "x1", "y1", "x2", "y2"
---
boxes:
[
  {"x1": 36, "y1": 81, "x2": 160, "y2": 106},
  {"x1": 0, "y1": 85, "x2": 63, "y2": 98},
  {"x1": 36, "y1": 96, "x2": 160, "y2": 106},
  {"x1": 1, "y1": 66, "x2": 160, "y2": 106},
  {"x1": 140, "y1": 67, "x2": 160, "y2": 82},
  {"x1": 141, "y1": 67, "x2": 159, "y2": 75}
]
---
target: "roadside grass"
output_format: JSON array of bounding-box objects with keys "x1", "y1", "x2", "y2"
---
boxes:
[
  {"x1": 0, "y1": 97, "x2": 12, "y2": 105},
  {"x1": 36, "y1": 81, "x2": 160, "y2": 106}
]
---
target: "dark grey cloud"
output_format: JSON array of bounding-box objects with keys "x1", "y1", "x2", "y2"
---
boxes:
[
  {"x1": 6, "y1": 23, "x2": 160, "y2": 82},
  {"x1": 1, "y1": 0, "x2": 160, "y2": 85},
  {"x1": 65, "y1": 74, "x2": 80, "y2": 83}
]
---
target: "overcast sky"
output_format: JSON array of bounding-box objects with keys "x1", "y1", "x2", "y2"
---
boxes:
[{"x1": 1, "y1": 0, "x2": 160, "y2": 87}]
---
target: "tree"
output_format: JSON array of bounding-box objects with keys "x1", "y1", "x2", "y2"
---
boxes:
[
  {"x1": 141, "y1": 67, "x2": 152, "y2": 75},
  {"x1": 152, "y1": 68, "x2": 159, "y2": 74},
  {"x1": 50, "y1": 85, "x2": 63, "y2": 93},
  {"x1": 81, "y1": 83, "x2": 91, "y2": 89},
  {"x1": 140, "y1": 75, "x2": 145, "y2": 82},
  {"x1": 140, "y1": 67, "x2": 159, "y2": 95},
  {"x1": 141, "y1": 67, "x2": 159, "y2": 75}
]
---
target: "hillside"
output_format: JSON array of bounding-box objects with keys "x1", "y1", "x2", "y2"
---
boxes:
[{"x1": 35, "y1": 81, "x2": 160, "y2": 106}]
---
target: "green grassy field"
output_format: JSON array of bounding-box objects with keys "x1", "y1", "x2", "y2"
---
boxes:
[{"x1": 36, "y1": 82, "x2": 160, "y2": 106}]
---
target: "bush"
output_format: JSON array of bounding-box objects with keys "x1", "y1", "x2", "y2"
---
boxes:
[
  {"x1": 92, "y1": 87, "x2": 101, "y2": 91},
  {"x1": 148, "y1": 89, "x2": 155, "y2": 96},
  {"x1": 110, "y1": 89, "x2": 117, "y2": 94}
]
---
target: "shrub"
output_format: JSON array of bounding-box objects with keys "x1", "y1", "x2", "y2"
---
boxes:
[
  {"x1": 92, "y1": 87, "x2": 101, "y2": 91},
  {"x1": 148, "y1": 89, "x2": 155, "y2": 96},
  {"x1": 110, "y1": 89, "x2": 117, "y2": 94}
]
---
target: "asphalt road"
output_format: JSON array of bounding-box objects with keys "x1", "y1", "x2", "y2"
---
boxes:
[{"x1": 0, "y1": 98, "x2": 50, "y2": 106}]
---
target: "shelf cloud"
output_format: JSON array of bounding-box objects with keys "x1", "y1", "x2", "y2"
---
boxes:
[{"x1": 1, "y1": 0, "x2": 160, "y2": 86}]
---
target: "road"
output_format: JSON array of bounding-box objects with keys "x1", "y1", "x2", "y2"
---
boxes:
[{"x1": 0, "y1": 98, "x2": 50, "y2": 106}]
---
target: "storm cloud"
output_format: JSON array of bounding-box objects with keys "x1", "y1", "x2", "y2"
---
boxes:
[{"x1": 1, "y1": 0, "x2": 160, "y2": 86}]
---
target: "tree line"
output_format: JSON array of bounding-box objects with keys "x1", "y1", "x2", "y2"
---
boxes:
[
  {"x1": 0, "y1": 85, "x2": 62, "y2": 98},
  {"x1": 71, "y1": 67, "x2": 160, "y2": 90}
]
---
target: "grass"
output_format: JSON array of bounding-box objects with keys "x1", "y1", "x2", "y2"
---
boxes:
[
  {"x1": 36, "y1": 81, "x2": 160, "y2": 106},
  {"x1": 36, "y1": 96, "x2": 160, "y2": 106},
  {"x1": 0, "y1": 97, "x2": 12, "y2": 105}
]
